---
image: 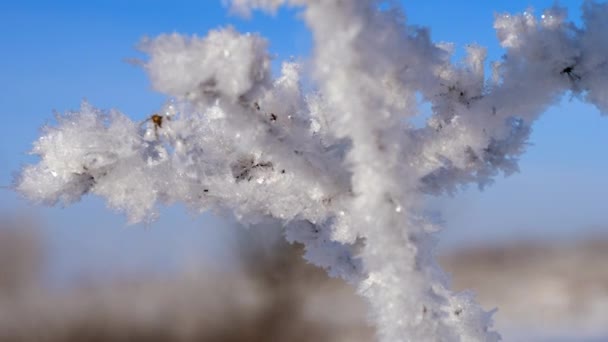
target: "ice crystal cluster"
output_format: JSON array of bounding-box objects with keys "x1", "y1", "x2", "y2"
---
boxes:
[{"x1": 17, "y1": 1, "x2": 608, "y2": 341}]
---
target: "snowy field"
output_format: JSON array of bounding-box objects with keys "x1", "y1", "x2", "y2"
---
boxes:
[
  {"x1": 1, "y1": 217, "x2": 606, "y2": 341},
  {"x1": 443, "y1": 239, "x2": 608, "y2": 341}
]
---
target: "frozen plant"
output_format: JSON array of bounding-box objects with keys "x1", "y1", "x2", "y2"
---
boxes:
[{"x1": 16, "y1": 1, "x2": 608, "y2": 341}]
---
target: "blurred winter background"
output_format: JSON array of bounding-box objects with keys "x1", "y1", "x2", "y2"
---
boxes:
[{"x1": 0, "y1": 1, "x2": 607, "y2": 341}]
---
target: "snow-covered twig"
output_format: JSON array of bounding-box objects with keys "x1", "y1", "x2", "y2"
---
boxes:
[{"x1": 17, "y1": 1, "x2": 608, "y2": 341}]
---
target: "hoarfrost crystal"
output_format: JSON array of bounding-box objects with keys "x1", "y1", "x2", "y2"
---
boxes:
[{"x1": 17, "y1": 1, "x2": 608, "y2": 341}]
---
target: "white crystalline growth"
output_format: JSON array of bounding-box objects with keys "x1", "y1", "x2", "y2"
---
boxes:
[
  {"x1": 16, "y1": 1, "x2": 608, "y2": 341},
  {"x1": 141, "y1": 28, "x2": 272, "y2": 101}
]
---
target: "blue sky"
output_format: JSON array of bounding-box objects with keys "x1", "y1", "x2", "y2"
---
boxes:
[{"x1": 1, "y1": 1, "x2": 606, "y2": 280}]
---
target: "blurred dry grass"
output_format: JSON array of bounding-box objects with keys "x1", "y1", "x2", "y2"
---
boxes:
[
  {"x1": 1, "y1": 215, "x2": 607, "y2": 341},
  {"x1": 0, "y1": 218, "x2": 372, "y2": 342},
  {"x1": 0, "y1": 216, "x2": 44, "y2": 298}
]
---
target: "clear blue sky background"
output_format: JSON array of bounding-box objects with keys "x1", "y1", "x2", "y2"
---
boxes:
[{"x1": 1, "y1": 1, "x2": 606, "y2": 281}]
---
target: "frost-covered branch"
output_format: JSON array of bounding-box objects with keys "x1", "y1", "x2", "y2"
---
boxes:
[{"x1": 16, "y1": 1, "x2": 608, "y2": 341}]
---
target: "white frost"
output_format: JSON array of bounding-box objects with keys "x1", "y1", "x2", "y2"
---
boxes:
[{"x1": 17, "y1": 1, "x2": 608, "y2": 341}]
